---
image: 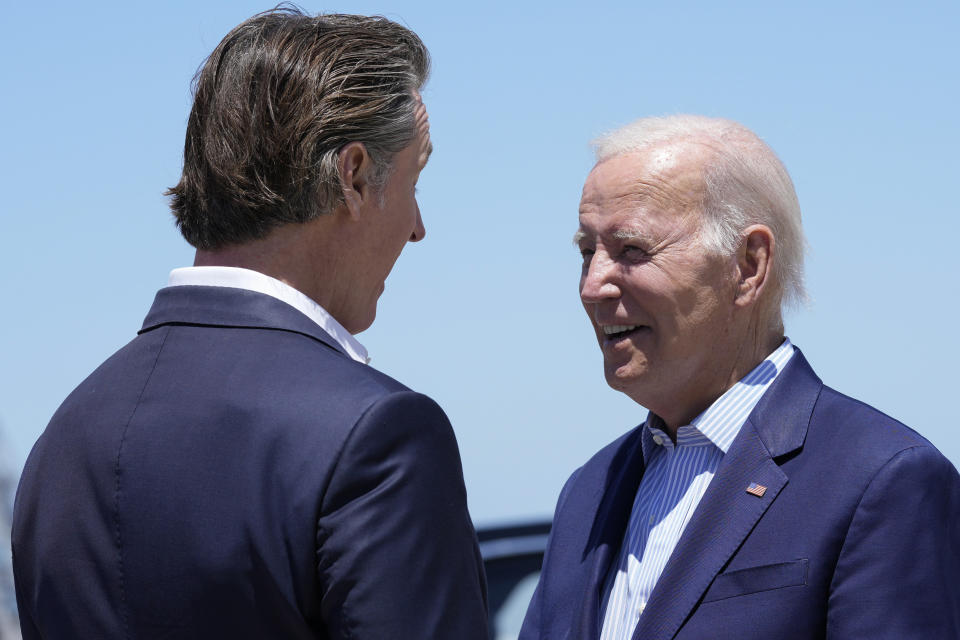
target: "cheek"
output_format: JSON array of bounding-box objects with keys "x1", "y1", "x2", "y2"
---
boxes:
[
  {"x1": 387, "y1": 203, "x2": 413, "y2": 245},
  {"x1": 401, "y1": 197, "x2": 418, "y2": 230},
  {"x1": 678, "y1": 282, "x2": 735, "y2": 339},
  {"x1": 621, "y1": 269, "x2": 675, "y2": 309},
  {"x1": 672, "y1": 258, "x2": 736, "y2": 318}
]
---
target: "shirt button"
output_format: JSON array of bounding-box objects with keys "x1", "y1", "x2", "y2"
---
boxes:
[{"x1": 653, "y1": 435, "x2": 664, "y2": 445}]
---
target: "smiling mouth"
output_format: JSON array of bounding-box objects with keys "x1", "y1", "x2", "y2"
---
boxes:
[{"x1": 601, "y1": 324, "x2": 648, "y2": 340}]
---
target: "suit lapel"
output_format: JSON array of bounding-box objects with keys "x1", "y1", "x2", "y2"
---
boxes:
[
  {"x1": 631, "y1": 422, "x2": 787, "y2": 639},
  {"x1": 571, "y1": 429, "x2": 648, "y2": 639},
  {"x1": 631, "y1": 350, "x2": 822, "y2": 640},
  {"x1": 574, "y1": 539, "x2": 618, "y2": 640}
]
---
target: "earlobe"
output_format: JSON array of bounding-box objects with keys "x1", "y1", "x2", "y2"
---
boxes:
[
  {"x1": 338, "y1": 142, "x2": 371, "y2": 220},
  {"x1": 735, "y1": 225, "x2": 774, "y2": 306}
]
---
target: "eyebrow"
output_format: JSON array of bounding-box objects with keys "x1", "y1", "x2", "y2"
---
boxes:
[
  {"x1": 572, "y1": 227, "x2": 651, "y2": 245},
  {"x1": 612, "y1": 228, "x2": 651, "y2": 242}
]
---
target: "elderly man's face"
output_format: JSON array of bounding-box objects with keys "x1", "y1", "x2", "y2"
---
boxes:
[{"x1": 576, "y1": 146, "x2": 741, "y2": 426}]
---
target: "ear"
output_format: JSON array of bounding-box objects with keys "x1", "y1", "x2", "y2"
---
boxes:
[
  {"x1": 734, "y1": 224, "x2": 775, "y2": 307},
  {"x1": 337, "y1": 142, "x2": 373, "y2": 220}
]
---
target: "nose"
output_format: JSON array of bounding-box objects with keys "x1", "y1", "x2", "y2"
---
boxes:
[
  {"x1": 409, "y1": 203, "x2": 425, "y2": 242},
  {"x1": 580, "y1": 251, "x2": 620, "y2": 303}
]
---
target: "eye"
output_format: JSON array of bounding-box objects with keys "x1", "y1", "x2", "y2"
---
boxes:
[
  {"x1": 578, "y1": 246, "x2": 594, "y2": 259},
  {"x1": 622, "y1": 245, "x2": 649, "y2": 261}
]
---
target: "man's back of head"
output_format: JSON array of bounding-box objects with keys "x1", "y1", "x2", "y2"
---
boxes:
[{"x1": 168, "y1": 7, "x2": 430, "y2": 251}]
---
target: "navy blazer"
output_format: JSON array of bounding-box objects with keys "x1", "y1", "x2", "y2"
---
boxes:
[
  {"x1": 13, "y1": 285, "x2": 489, "y2": 638},
  {"x1": 521, "y1": 351, "x2": 960, "y2": 639}
]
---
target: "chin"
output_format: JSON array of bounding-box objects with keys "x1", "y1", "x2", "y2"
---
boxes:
[
  {"x1": 605, "y1": 363, "x2": 637, "y2": 390},
  {"x1": 340, "y1": 304, "x2": 376, "y2": 334},
  {"x1": 352, "y1": 314, "x2": 376, "y2": 334},
  {"x1": 606, "y1": 359, "x2": 657, "y2": 399},
  {"x1": 604, "y1": 350, "x2": 649, "y2": 379}
]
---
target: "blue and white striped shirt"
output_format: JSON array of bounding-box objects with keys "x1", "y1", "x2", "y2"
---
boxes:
[{"x1": 599, "y1": 339, "x2": 796, "y2": 640}]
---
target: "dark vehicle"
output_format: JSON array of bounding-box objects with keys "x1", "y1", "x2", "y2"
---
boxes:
[{"x1": 478, "y1": 520, "x2": 551, "y2": 640}]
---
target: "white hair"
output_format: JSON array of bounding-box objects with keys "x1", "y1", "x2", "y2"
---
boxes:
[{"x1": 592, "y1": 114, "x2": 808, "y2": 322}]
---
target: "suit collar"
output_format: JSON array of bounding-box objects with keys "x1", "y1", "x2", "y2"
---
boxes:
[
  {"x1": 629, "y1": 349, "x2": 822, "y2": 639},
  {"x1": 139, "y1": 285, "x2": 350, "y2": 359},
  {"x1": 166, "y1": 267, "x2": 369, "y2": 363},
  {"x1": 748, "y1": 348, "x2": 822, "y2": 458}
]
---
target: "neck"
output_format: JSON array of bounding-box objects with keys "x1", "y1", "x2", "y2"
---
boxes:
[
  {"x1": 192, "y1": 217, "x2": 340, "y2": 310},
  {"x1": 657, "y1": 326, "x2": 784, "y2": 438}
]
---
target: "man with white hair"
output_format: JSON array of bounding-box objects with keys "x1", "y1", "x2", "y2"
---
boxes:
[{"x1": 520, "y1": 115, "x2": 960, "y2": 639}]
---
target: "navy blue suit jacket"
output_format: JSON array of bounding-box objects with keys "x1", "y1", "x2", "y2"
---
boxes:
[
  {"x1": 520, "y1": 351, "x2": 960, "y2": 639},
  {"x1": 13, "y1": 285, "x2": 489, "y2": 638}
]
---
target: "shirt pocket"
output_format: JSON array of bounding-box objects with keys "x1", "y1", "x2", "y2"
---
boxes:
[{"x1": 701, "y1": 558, "x2": 808, "y2": 603}]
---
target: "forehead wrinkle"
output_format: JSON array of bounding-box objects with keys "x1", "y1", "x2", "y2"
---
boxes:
[
  {"x1": 631, "y1": 177, "x2": 699, "y2": 213},
  {"x1": 586, "y1": 147, "x2": 707, "y2": 215}
]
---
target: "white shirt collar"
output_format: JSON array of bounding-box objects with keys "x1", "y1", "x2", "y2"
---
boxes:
[{"x1": 166, "y1": 266, "x2": 369, "y2": 364}]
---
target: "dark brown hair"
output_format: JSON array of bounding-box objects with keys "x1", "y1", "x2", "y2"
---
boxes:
[{"x1": 166, "y1": 6, "x2": 430, "y2": 249}]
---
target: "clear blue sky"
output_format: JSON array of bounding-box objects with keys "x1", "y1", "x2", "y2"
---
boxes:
[{"x1": 2, "y1": 1, "x2": 958, "y2": 525}]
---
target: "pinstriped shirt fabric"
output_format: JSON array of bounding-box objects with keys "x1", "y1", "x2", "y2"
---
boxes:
[{"x1": 598, "y1": 339, "x2": 796, "y2": 640}]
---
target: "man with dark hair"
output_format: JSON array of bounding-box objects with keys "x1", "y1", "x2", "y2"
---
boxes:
[{"x1": 12, "y1": 8, "x2": 489, "y2": 638}]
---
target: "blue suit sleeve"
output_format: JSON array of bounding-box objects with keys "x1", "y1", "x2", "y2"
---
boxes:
[
  {"x1": 827, "y1": 445, "x2": 960, "y2": 638},
  {"x1": 315, "y1": 391, "x2": 489, "y2": 639},
  {"x1": 519, "y1": 468, "x2": 582, "y2": 640},
  {"x1": 13, "y1": 547, "x2": 40, "y2": 640}
]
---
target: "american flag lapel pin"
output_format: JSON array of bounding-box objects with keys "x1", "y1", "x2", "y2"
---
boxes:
[{"x1": 746, "y1": 482, "x2": 767, "y2": 498}]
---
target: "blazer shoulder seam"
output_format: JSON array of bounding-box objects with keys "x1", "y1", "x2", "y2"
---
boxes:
[
  {"x1": 832, "y1": 443, "x2": 937, "y2": 576},
  {"x1": 315, "y1": 390, "x2": 429, "y2": 508},
  {"x1": 113, "y1": 326, "x2": 171, "y2": 639},
  {"x1": 312, "y1": 389, "x2": 432, "y2": 638},
  {"x1": 818, "y1": 385, "x2": 911, "y2": 428}
]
